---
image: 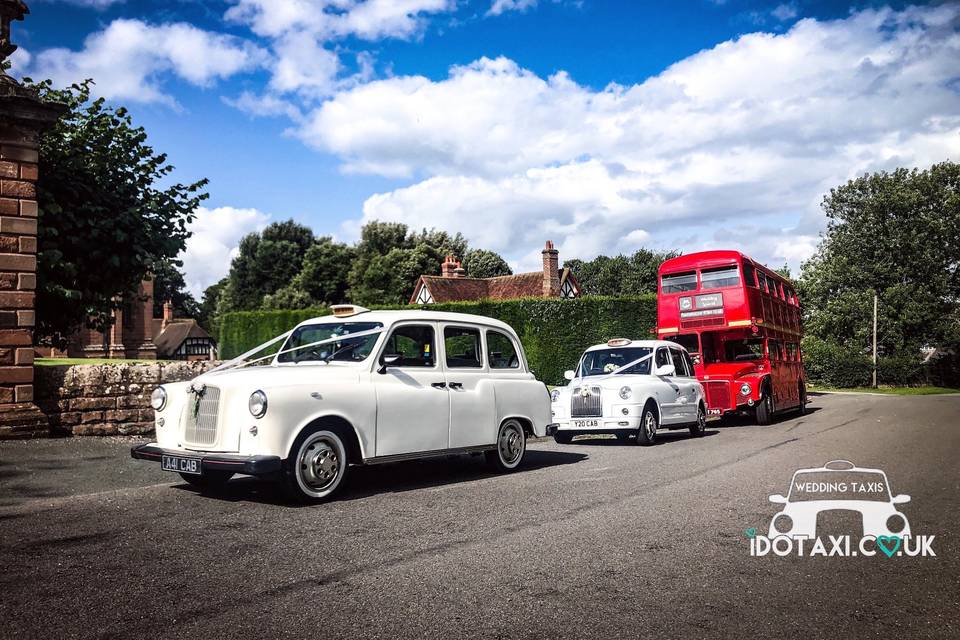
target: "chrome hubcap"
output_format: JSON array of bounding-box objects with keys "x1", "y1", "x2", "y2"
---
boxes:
[
  {"x1": 300, "y1": 439, "x2": 340, "y2": 490},
  {"x1": 499, "y1": 424, "x2": 523, "y2": 464},
  {"x1": 644, "y1": 413, "x2": 656, "y2": 439}
]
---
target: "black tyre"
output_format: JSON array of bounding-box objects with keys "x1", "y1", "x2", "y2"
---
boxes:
[
  {"x1": 797, "y1": 380, "x2": 807, "y2": 415},
  {"x1": 283, "y1": 428, "x2": 350, "y2": 502},
  {"x1": 179, "y1": 471, "x2": 232, "y2": 489},
  {"x1": 553, "y1": 431, "x2": 574, "y2": 444},
  {"x1": 636, "y1": 405, "x2": 658, "y2": 446},
  {"x1": 755, "y1": 387, "x2": 774, "y2": 425},
  {"x1": 689, "y1": 404, "x2": 706, "y2": 437},
  {"x1": 486, "y1": 419, "x2": 526, "y2": 471}
]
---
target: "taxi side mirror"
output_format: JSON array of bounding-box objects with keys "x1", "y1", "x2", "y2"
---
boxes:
[
  {"x1": 892, "y1": 494, "x2": 911, "y2": 504},
  {"x1": 378, "y1": 354, "x2": 401, "y2": 374},
  {"x1": 769, "y1": 494, "x2": 788, "y2": 504},
  {"x1": 654, "y1": 363, "x2": 675, "y2": 377},
  {"x1": 564, "y1": 370, "x2": 575, "y2": 381}
]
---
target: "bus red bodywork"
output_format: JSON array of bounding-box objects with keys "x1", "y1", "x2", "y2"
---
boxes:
[{"x1": 656, "y1": 250, "x2": 805, "y2": 421}]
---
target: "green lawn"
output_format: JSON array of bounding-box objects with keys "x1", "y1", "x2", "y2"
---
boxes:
[
  {"x1": 809, "y1": 385, "x2": 960, "y2": 396},
  {"x1": 35, "y1": 358, "x2": 172, "y2": 366}
]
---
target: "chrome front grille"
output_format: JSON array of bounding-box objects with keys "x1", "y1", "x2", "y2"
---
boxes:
[
  {"x1": 183, "y1": 386, "x2": 220, "y2": 445},
  {"x1": 570, "y1": 386, "x2": 602, "y2": 417}
]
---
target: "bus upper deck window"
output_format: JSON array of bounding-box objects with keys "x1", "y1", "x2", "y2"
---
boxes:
[
  {"x1": 661, "y1": 271, "x2": 697, "y2": 294},
  {"x1": 700, "y1": 266, "x2": 740, "y2": 290}
]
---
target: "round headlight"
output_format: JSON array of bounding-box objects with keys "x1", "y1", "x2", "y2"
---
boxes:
[
  {"x1": 619, "y1": 386, "x2": 632, "y2": 400},
  {"x1": 550, "y1": 389, "x2": 561, "y2": 403},
  {"x1": 150, "y1": 386, "x2": 167, "y2": 411},
  {"x1": 739, "y1": 383, "x2": 752, "y2": 396},
  {"x1": 248, "y1": 390, "x2": 268, "y2": 418}
]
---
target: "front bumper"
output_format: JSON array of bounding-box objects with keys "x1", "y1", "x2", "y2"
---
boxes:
[
  {"x1": 130, "y1": 443, "x2": 283, "y2": 476},
  {"x1": 553, "y1": 416, "x2": 641, "y2": 431}
]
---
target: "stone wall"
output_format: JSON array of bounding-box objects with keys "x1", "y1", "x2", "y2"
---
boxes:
[{"x1": 35, "y1": 361, "x2": 219, "y2": 436}]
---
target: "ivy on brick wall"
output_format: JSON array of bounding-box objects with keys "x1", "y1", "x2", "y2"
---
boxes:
[{"x1": 217, "y1": 295, "x2": 658, "y2": 385}]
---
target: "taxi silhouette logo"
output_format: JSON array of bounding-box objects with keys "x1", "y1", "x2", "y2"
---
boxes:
[{"x1": 768, "y1": 459, "x2": 910, "y2": 539}]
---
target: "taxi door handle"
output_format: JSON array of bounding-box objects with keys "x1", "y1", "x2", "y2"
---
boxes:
[
  {"x1": 449, "y1": 382, "x2": 464, "y2": 390},
  {"x1": 431, "y1": 382, "x2": 447, "y2": 389}
]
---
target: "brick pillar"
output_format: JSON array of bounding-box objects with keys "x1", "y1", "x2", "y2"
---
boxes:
[{"x1": 0, "y1": 3, "x2": 67, "y2": 437}]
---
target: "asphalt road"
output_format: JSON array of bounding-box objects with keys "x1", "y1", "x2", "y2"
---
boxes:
[{"x1": 1, "y1": 392, "x2": 958, "y2": 639}]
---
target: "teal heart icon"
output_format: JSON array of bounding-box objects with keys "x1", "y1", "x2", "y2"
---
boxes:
[
  {"x1": 744, "y1": 527, "x2": 757, "y2": 538},
  {"x1": 877, "y1": 535, "x2": 901, "y2": 558}
]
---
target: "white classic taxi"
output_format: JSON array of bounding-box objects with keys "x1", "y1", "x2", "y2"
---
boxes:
[
  {"x1": 549, "y1": 339, "x2": 707, "y2": 445},
  {"x1": 131, "y1": 306, "x2": 553, "y2": 501}
]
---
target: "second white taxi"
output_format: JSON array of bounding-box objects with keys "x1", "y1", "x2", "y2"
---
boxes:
[{"x1": 549, "y1": 339, "x2": 707, "y2": 445}]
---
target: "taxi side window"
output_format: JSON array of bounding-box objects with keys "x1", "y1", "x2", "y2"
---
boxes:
[
  {"x1": 670, "y1": 348, "x2": 689, "y2": 376},
  {"x1": 383, "y1": 325, "x2": 435, "y2": 367},
  {"x1": 655, "y1": 348, "x2": 673, "y2": 375},
  {"x1": 444, "y1": 326, "x2": 483, "y2": 368}
]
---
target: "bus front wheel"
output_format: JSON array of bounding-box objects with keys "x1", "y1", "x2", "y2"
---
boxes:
[{"x1": 754, "y1": 388, "x2": 774, "y2": 425}]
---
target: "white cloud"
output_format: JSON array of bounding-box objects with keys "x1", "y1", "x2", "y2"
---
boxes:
[
  {"x1": 225, "y1": 0, "x2": 455, "y2": 41},
  {"x1": 28, "y1": 19, "x2": 267, "y2": 105},
  {"x1": 54, "y1": 0, "x2": 125, "y2": 8},
  {"x1": 487, "y1": 0, "x2": 538, "y2": 17},
  {"x1": 180, "y1": 206, "x2": 270, "y2": 297},
  {"x1": 304, "y1": 6, "x2": 960, "y2": 271},
  {"x1": 771, "y1": 3, "x2": 798, "y2": 22}
]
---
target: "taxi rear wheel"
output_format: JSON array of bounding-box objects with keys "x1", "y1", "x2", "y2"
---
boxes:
[
  {"x1": 689, "y1": 405, "x2": 706, "y2": 437},
  {"x1": 487, "y1": 419, "x2": 526, "y2": 471}
]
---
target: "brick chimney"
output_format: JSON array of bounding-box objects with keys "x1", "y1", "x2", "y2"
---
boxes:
[
  {"x1": 542, "y1": 240, "x2": 560, "y2": 297},
  {"x1": 441, "y1": 254, "x2": 464, "y2": 278},
  {"x1": 162, "y1": 300, "x2": 174, "y2": 330}
]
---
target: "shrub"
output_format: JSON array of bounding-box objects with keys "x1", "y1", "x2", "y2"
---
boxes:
[
  {"x1": 217, "y1": 295, "x2": 657, "y2": 385},
  {"x1": 801, "y1": 336, "x2": 872, "y2": 388}
]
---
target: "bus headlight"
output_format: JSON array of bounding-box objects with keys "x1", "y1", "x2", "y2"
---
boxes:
[
  {"x1": 150, "y1": 386, "x2": 167, "y2": 411},
  {"x1": 619, "y1": 386, "x2": 632, "y2": 400},
  {"x1": 248, "y1": 390, "x2": 268, "y2": 418},
  {"x1": 739, "y1": 383, "x2": 752, "y2": 396},
  {"x1": 550, "y1": 389, "x2": 561, "y2": 403}
]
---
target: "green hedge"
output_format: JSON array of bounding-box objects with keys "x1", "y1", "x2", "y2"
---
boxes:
[
  {"x1": 218, "y1": 295, "x2": 657, "y2": 385},
  {"x1": 801, "y1": 336, "x2": 932, "y2": 387}
]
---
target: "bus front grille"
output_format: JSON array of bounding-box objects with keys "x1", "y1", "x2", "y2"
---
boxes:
[{"x1": 705, "y1": 381, "x2": 731, "y2": 410}]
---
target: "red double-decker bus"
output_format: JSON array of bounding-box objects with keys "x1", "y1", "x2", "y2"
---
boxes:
[{"x1": 656, "y1": 250, "x2": 806, "y2": 424}]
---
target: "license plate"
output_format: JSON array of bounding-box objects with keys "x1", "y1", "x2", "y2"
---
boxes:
[
  {"x1": 708, "y1": 408, "x2": 722, "y2": 416},
  {"x1": 572, "y1": 419, "x2": 600, "y2": 428},
  {"x1": 162, "y1": 455, "x2": 201, "y2": 475}
]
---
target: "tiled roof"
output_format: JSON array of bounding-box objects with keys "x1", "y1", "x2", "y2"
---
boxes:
[
  {"x1": 411, "y1": 271, "x2": 547, "y2": 303},
  {"x1": 154, "y1": 320, "x2": 215, "y2": 358}
]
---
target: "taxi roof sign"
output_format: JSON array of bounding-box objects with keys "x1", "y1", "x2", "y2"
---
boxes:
[
  {"x1": 607, "y1": 338, "x2": 632, "y2": 347},
  {"x1": 330, "y1": 304, "x2": 370, "y2": 318}
]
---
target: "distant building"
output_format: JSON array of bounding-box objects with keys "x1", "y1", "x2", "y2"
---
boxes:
[
  {"x1": 409, "y1": 240, "x2": 581, "y2": 304},
  {"x1": 37, "y1": 279, "x2": 216, "y2": 361}
]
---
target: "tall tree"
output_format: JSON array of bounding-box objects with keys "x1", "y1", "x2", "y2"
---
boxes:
[
  {"x1": 28, "y1": 79, "x2": 208, "y2": 345},
  {"x1": 151, "y1": 258, "x2": 200, "y2": 319},
  {"x1": 565, "y1": 249, "x2": 679, "y2": 296},
  {"x1": 799, "y1": 162, "x2": 960, "y2": 354},
  {"x1": 463, "y1": 249, "x2": 512, "y2": 278},
  {"x1": 220, "y1": 220, "x2": 315, "y2": 311},
  {"x1": 262, "y1": 237, "x2": 355, "y2": 309}
]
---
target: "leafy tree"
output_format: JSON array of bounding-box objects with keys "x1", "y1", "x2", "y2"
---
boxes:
[
  {"x1": 28, "y1": 79, "x2": 208, "y2": 346},
  {"x1": 198, "y1": 277, "x2": 226, "y2": 333},
  {"x1": 262, "y1": 237, "x2": 355, "y2": 309},
  {"x1": 565, "y1": 249, "x2": 679, "y2": 296},
  {"x1": 151, "y1": 258, "x2": 200, "y2": 319},
  {"x1": 220, "y1": 220, "x2": 315, "y2": 311},
  {"x1": 463, "y1": 249, "x2": 512, "y2": 278},
  {"x1": 799, "y1": 162, "x2": 960, "y2": 355}
]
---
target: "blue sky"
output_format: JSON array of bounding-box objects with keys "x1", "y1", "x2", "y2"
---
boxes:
[{"x1": 15, "y1": 0, "x2": 960, "y2": 295}]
